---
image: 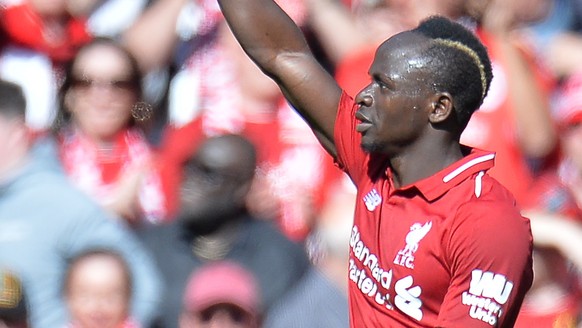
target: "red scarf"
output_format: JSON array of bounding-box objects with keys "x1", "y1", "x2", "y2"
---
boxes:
[
  {"x1": 0, "y1": 3, "x2": 91, "y2": 64},
  {"x1": 59, "y1": 128, "x2": 167, "y2": 224}
]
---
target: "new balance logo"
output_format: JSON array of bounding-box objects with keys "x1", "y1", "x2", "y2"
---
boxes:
[{"x1": 363, "y1": 189, "x2": 382, "y2": 211}]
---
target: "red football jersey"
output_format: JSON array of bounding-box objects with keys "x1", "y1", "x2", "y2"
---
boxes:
[{"x1": 334, "y1": 92, "x2": 534, "y2": 327}]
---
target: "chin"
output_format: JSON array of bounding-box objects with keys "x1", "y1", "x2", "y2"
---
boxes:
[{"x1": 360, "y1": 140, "x2": 380, "y2": 153}]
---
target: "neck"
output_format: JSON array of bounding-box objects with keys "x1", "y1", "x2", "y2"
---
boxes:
[
  {"x1": 389, "y1": 138, "x2": 463, "y2": 188},
  {"x1": 75, "y1": 127, "x2": 124, "y2": 149},
  {"x1": 191, "y1": 220, "x2": 241, "y2": 261}
]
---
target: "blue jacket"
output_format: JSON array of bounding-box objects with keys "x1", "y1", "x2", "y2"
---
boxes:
[{"x1": 0, "y1": 154, "x2": 162, "y2": 328}]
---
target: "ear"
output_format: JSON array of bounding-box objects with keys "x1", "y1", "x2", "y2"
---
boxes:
[
  {"x1": 428, "y1": 92, "x2": 453, "y2": 124},
  {"x1": 237, "y1": 179, "x2": 254, "y2": 206}
]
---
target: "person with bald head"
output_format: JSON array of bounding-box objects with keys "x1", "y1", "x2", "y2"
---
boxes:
[
  {"x1": 64, "y1": 249, "x2": 137, "y2": 328},
  {"x1": 216, "y1": 2, "x2": 534, "y2": 327},
  {"x1": 138, "y1": 134, "x2": 310, "y2": 328}
]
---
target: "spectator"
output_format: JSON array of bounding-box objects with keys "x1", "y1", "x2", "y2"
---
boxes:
[
  {"x1": 138, "y1": 134, "x2": 310, "y2": 328},
  {"x1": 0, "y1": 269, "x2": 28, "y2": 328},
  {"x1": 305, "y1": 0, "x2": 466, "y2": 97},
  {"x1": 264, "y1": 176, "x2": 354, "y2": 328},
  {"x1": 124, "y1": 0, "x2": 338, "y2": 241},
  {"x1": 0, "y1": 79, "x2": 161, "y2": 328},
  {"x1": 69, "y1": 0, "x2": 149, "y2": 40},
  {"x1": 459, "y1": 0, "x2": 559, "y2": 207},
  {"x1": 179, "y1": 261, "x2": 262, "y2": 328},
  {"x1": 64, "y1": 249, "x2": 139, "y2": 328},
  {"x1": 0, "y1": 0, "x2": 92, "y2": 133},
  {"x1": 514, "y1": 218, "x2": 582, "y2": 327},
  {"x1": 553, "y1": 70, "x2": 582, "y2": 208},
  {"x1": 50, "y1": 37, "x2": 167, "y2": 225},
  {"x1": 511, "y1": 62, "x2": 582, "y2": 328},
  {"x1": 526, "y1": 0, "x2": 582, "y2": 80}
]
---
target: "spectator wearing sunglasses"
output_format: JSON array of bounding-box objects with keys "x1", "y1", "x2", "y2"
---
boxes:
[
  {"x1": 44, "y1": 37, "x2": 169, "y2": 226},
  {"x1": 138, "y1": 134, "x2": 310, "y2": 328}
]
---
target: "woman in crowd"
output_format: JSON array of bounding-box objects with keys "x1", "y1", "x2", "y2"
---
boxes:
[{"x1": 52, "y1": 37, "x2": 167, "y2": 226}]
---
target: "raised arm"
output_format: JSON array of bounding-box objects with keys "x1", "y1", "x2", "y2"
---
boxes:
[{"x1": 217, "y1": 0, "x2": 342, "y2": 156}]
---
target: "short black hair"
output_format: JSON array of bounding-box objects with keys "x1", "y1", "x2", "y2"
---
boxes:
[
  {"x1": 0, "y1": 79, "x2": 26, "y2": 119},
  {"x1": 412, "y1": 16, "x2": 493, "y2": 130}
]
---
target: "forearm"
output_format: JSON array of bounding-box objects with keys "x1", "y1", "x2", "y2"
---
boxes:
[
  {"x1": 122, "y1": 0, "x2": 190, "y2": 72},
  {"x1": 525, "y1": 210, "x2": 582, "y2": 271},
  {"x1": 218, "y1": 0, "x2": 343, "y2": 155},
  {"x1": 305, "y1": 0, "x2": 362, "y2": 63},
  {"x1": 217, "y1": 0, "x2": 310, "y2": 76},
  {"x1": 497, "y1": 36, "x2": 557, "y2": 157}
]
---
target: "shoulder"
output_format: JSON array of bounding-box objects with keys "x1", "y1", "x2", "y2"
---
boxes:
[
  {"x1": 247, "y1": 219, "x2": 303, "y2": 248},
  {"x1": 9, "y1": 159, "x2": 103, "y2": 211},
  {"x1": 447, "y1": 179, "x2": 532, "y2": 255},
  {"x1": 244, "y1": 218, "x2": 310, "y2": 262},
  {"x1": 136, "y1": 222, "x2": 181, "y2": 249}
]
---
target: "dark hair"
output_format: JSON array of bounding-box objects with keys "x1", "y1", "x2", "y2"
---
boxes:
[
  {"x1": 0, "y1": 79, "x2": 26, "y2": 119},
  {"x1": 52, "y1": 37, "x2": 143, "y2": 133},
  {"x1": 63, "y1": 248, "x2": 133, "y2": 297},
  {"x1": 184, "y1": 134, "x2": 258, "y2": 183},
  {"x1": 412, "y1": 16, "x2": 493, "y2": 130}
]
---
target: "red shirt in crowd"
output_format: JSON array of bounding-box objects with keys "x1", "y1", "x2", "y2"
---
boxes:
[{"x1": 334, "y1": 92, "x2": 534, "y2": 327}]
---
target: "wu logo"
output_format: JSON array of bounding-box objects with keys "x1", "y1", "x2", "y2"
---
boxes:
[
  {"x1": 363, "y1": 189, "x2": 382, "y2": 211},
  {"x1": 469, "y1": 270, "x2": 513, "y2": 304}
]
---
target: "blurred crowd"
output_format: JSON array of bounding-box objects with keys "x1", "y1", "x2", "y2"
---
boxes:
[{"x1": 2, "y1": 0, "x2": 582, "y2": 327}]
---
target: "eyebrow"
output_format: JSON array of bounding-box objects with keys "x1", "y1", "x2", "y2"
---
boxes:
[{"x1": 372, "y1": 72, "x2": 398, "y2": 86}]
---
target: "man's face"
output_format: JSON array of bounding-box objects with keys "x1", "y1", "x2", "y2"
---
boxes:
[
  {"x1": 65, "y1": 255, "x2": 130, "y2": 328},
  {"x1": 354, "y1": 32, "x2": 433, "y2": 155},
  {"x1": 178, "y1": 138, "x2": 252, "y2": 232}
]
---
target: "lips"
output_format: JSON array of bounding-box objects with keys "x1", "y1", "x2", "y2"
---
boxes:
[{"x1": 355, "y1": 111, "x2": 372, "y2": 133}]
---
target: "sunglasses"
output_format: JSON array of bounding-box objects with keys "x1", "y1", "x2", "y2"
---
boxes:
[
  {"x1": 183, "y1": 160, "x2": 246, "y2": 187},
  {"x1": 70, "y1": 76, "x2": 138, "y2": 92}
]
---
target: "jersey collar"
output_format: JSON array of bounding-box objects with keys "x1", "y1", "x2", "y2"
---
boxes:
[{"x1": 393, "y1": 147, "x2": 496, "y2": 201}]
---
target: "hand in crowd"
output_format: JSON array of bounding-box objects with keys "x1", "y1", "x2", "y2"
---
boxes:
[{"x1": 105, "y1": 164, "x2": 148, "y2": 224}]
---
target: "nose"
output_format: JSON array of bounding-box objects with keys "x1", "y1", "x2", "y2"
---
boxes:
[{"x1": 355, "y1": 88, "x2": 372, "y2": 107}]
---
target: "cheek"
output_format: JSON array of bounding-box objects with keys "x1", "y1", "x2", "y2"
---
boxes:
[
  {"x1": 71, "y1": 99, "x2": 133, "y2": 132},
  {"x1": 67, "y1": 284, "x2": 129, "y2": 319},
  {"x1": 377, "y1": 105, "x2": 419, "y2": 134}
]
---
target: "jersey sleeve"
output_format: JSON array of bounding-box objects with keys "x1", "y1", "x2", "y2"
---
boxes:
[
  {"x1": 436, "y1": 196, "x2": 534, "y2": 328},
  {"x1": 333, "y1": 91, "x2": 368, "y2": 184}
]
